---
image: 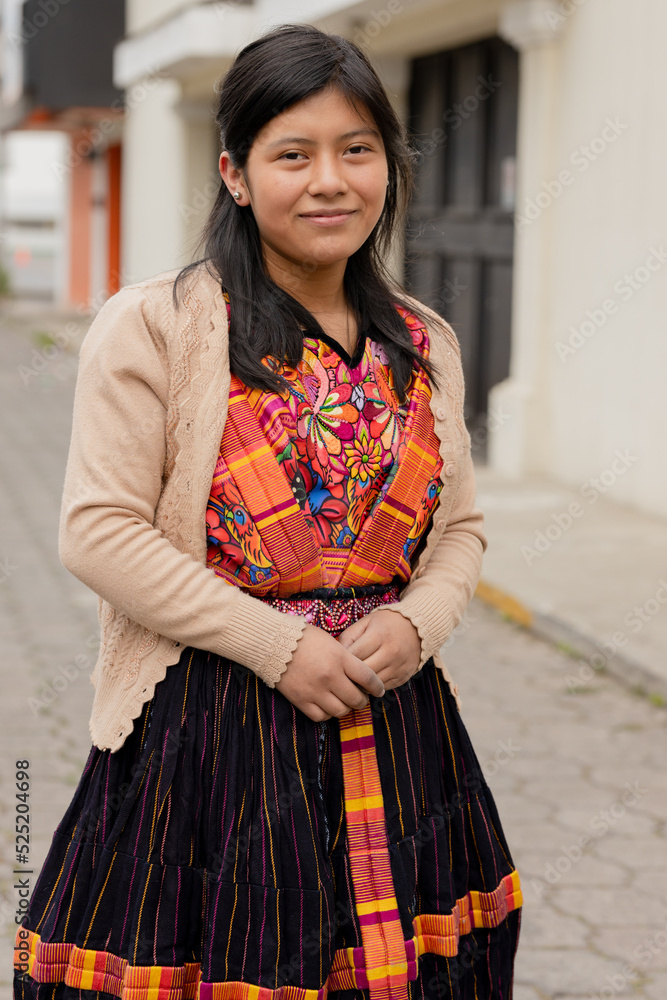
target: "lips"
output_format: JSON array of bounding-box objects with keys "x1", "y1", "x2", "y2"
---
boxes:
[
  {"x1": 300, "y1": 212, "x2": 356, "y2": 227},
  {"x1": 300, "y1": 210, "x2": 355, "y2": 217}
]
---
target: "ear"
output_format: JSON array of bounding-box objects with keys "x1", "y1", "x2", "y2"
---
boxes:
[{"x1": 218, "y1": 151, "x2": 246, "y2": 202}]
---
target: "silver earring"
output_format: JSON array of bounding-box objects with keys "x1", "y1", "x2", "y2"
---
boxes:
[{"x1": 233, "y1": 191, "x2": 241, "y2": 199}]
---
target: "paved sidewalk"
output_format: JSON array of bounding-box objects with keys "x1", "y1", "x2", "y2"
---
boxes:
[
  {"x1": 1, "y1": 297, "x2": 666, "y2": 999},
  {"x1": 0, "y1": 298, "x2": 100, "y2": 984},
  {"x1": 444, "y1": 597, "x2": 667, "y2": 1000},
  {"x1": 471, "y1": 462, "x2": 667, "y2": 706}
]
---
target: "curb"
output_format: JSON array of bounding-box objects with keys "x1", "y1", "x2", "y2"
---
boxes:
[{"x1": 474, "y1": 578, "x2": 667, "y2": 707}]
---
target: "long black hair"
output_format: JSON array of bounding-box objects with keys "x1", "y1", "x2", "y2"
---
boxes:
[{"x1": 172, "y1": 22, "x2": 439, "y2": 402}]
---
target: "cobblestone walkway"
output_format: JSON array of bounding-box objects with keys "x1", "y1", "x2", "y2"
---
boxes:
[
  {"x1": 1, "y1": 305, "x2": 665, "y2": 998},
  {"x1": 447, "y1": 601, "x2": 667, "y2": 1000}
]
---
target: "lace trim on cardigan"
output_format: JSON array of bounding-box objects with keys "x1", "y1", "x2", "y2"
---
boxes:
[
  {"x1": 163, "y1": 284, "x2": 203, "y2": 480},
  {"x1": 253, "y1": 615, "x2": 310, "y2": 688},
  {"x1": 94, "y1": 634, "x2": 187, "y2": 752},
  {"x1": 122, "y1": 627, "x2": 161, "y2": 686}
]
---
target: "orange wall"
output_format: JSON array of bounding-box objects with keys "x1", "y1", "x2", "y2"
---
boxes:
[
  {"x1": 107, "y1": 144, "x2": 122, "y2": 294},
  {"x1": 68, "y1": 133, "x2": 92, "y2": 308}
]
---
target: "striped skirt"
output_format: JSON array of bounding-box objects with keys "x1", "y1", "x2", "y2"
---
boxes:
[{"x1": 13, "y1": 584, "x2": 522, "y2": 999}]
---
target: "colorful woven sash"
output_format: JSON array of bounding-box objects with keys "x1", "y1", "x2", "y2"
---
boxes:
[
  {"x1": 217, "y1": 355, "x2": 441, "y2": 596},
  {"x1": 220, "y1": 377, "x2": 325, "y2": 596},
  {"x1": 261, "y1": 583, "x2": 413, "y2": 999}
]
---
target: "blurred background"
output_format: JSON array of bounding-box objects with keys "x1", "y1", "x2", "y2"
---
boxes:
[{"x1": 1, "y1": 1, "x2": 666, "y2": 998}]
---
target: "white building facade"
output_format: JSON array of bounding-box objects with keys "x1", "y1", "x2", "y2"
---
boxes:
[{"x1": 112, "y1": 0, "x2": 667, "y2": 520}]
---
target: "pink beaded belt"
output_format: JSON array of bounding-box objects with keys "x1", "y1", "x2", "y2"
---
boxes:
[{"x1": 260, "y1": 583, "x2": 401, "y2": 638}]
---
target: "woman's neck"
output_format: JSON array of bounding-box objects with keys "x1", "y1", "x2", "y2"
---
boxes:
[
  {"x1": 263, "y1": 245, "x2": 349, "y2": 316},
  {"x1": 263, "y1": 249, "x2": 357, "y2": 355}
]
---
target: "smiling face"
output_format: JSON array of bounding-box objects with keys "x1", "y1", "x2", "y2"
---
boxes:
[{"x1": 219, "y1": 86, "x2": 390, "y2": 298}]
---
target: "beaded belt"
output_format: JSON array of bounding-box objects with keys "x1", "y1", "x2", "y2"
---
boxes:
[{"x1": 259, "y1": 582, "x2": 401, "y2": 638}]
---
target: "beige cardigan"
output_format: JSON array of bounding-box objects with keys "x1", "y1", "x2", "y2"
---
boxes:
[{"x1": 59, "y1": 261, "x2": 487, "y2": 752}]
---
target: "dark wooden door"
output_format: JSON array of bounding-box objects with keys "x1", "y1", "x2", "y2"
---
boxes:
[{"x1": 406, "y1": 36, "x2": 519, "y2": 448}]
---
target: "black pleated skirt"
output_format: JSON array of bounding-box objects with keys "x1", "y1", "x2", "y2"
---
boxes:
[{"x1": 13, "y1": 588, "x2": 522, "y2": 1000}]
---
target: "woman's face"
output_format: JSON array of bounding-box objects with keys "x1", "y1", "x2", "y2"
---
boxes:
[{"x1": 219, "y1": 86, "x2": 389, "y2": 282}]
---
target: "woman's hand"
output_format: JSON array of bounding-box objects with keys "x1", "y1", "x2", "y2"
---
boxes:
[
  {"x1": 274, "y1": 624, "x2": 386, "y2": 722},
  {"x1": 337, "y1": 609, "x2": 422, "y2": 690}
]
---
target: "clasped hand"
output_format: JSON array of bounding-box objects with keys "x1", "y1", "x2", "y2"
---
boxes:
[{"x1": 273, "y1": 609, "x2": 422, "y2": 722}]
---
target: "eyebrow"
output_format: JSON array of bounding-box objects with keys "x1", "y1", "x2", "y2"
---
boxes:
[{"x1": 264, "y1": 128, "x2": 381, "y2": 150}]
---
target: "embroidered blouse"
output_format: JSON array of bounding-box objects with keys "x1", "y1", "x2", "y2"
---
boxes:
[{"x1": 206, "y1": 292, "x2": 444, "y2": 595}]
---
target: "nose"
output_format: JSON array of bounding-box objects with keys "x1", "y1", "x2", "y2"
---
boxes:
[{"x1": 306, "y1": 152, "x2": 349, "y2": 197}]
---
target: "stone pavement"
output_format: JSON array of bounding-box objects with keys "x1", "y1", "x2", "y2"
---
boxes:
[
  {"x1": 443, "y1": 600, "x2": 667, "y2": 1000},
  {"x1": 0, "y1": 298, "x2": 97, "y2": 985},
  {"x1": 471, "y1": 462, "x2": 667, "y2": 705},
  {"x1": 0, "y1": 297, "x2": 666, "y2": 998}
]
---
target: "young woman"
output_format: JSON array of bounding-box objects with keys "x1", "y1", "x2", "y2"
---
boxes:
[{"x1": 14, "y1": 22, "x2": 522, "y2": 1000}]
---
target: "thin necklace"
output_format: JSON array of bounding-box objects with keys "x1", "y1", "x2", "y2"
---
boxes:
[{"x1": 303, "y1": 305, "x2": 354, "y2": 355}]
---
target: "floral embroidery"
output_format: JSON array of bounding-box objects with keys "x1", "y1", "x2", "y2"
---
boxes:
[
  {"x1": 206, "y1": 296, "x2": 444, "y2": 589},
  {"x1": 344, "y1": 425, "x2": 383, "y2": 484},
  {"x1": 206, "y1": 469, "x2": 277, "y2": 586}
]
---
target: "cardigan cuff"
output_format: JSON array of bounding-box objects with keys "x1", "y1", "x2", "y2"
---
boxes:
[
  {"x1": 211, "y1": 588, "x2": 309, "y2": 687},
  {"x1": 367, "y1": 591, "x2": 454, "y2": 670}
]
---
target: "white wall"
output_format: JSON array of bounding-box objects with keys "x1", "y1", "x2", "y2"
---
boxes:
[
  {"x1": 0, "y1": 131, "x2": 67, "y2": 299},
  {"x1": 492, "y1": 0, "x2": 667, "y2": 518},
  {"x1": 121, "y1": 76, "x2": 189, "y2": 282},
  {"x1": 547, "y1": 0, "x2": 667, "y2": 518},
  {"x1": 179, "y1": 97, "x2": 219, "y2": 265},
  {"x1": 127, "y1": 0, "x2": 194, "y2": 35},
  {"x1": 1, "y1": 0, "x2": 26, "y2": 105}
]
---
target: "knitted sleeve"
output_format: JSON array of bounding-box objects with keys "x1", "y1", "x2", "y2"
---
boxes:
[{"x1": 58, "y1": 284, "x2": 307, "y2": 687}]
